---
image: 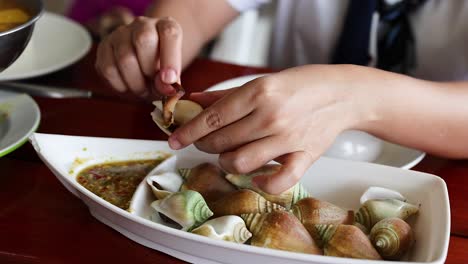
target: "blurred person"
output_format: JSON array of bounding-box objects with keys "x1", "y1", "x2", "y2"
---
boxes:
[
  {"x1": 95, "y1": 0, "x2": 468, "y2": 194},
  {"x1": 68, "y1": 0, "x2": 154, "y2": 38}
]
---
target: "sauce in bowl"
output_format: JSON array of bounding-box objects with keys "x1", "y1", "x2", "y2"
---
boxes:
[{"x1": 77, "y1": 159, "x2": 165, "y2": 210}]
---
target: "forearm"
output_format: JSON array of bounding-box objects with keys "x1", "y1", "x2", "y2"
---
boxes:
[
  {"x1": 146, "y1": 0, "x2": 239, "y2": 69},
  {"x1": 359, "y1": 70, "x2": 468, "y2": 158}
]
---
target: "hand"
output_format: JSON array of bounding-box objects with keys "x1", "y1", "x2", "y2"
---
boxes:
[
  {"x1": 95, "y1": 16, "x2": 182, "y2": 97},
  {"x1": 87, "y1": 7, "x2": 135, "y2": 39},
  {"x1": 169, "y1": 65, "x2": 382, "y2": 194}
]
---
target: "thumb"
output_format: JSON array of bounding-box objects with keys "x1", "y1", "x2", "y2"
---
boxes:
[{"x1": 252, "y1": 151, "x2": 316, "y2": 194}]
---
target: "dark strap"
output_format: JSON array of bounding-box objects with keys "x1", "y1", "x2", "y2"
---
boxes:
[
  {"x1": 332, "y1": 0, "x2": 427, "y2": 74},
  {"x1": 331, "y1": 0, "x2": 377, "y2": 66}
]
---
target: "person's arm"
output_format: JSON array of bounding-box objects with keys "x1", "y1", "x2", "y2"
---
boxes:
[
  {"x1": 166, "y1": 64, "x2": 468, "y2": 194},
  {"x1": 95, "y1": 0, "x2": 238, "y2": 96},
  {"x1": 361, "y1": 78, "x2": 468, "y2": 159}
]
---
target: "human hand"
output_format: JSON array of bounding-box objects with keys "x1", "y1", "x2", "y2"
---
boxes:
[
  {"x1": 87, "y1": 6, "x2": 135, "y2": 39},
  {"x1": 169, "y1": 65, "x2": 382, "y2": 194},
  {"x1": 95, "y1": 16, "x2": 182, "y2": 97}
]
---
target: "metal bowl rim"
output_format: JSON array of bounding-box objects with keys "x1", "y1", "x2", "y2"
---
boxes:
[{"x1": 0, "y1": 0, "x2": 44, "y2": 37}]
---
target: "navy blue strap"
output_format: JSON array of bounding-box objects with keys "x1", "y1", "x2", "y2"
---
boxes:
[{"x1": 331, "y1": 0, "x2": 377, "y2": 66}]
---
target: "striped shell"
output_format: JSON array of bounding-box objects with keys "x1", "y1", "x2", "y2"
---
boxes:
[
  {"x1": 191, "y1": 215, "x2": 252, "y2": 244},
  {"x1": 150, "y1": 190, "x2": 213, "y2": 231},
  {"x1": 355, "y1": 199, "x2": 419, "y2": 230},
  {"x1": 225, "y1": 164, "x2": 310, "y2": 209},
  {"x1": 291, "y1": 197, "x2": 354, "y2": 246},
  {"x1": 241, "y1": 211, "x2": 322, "y2": 255},
  {"x1": 178, "y1": 163, "x2": 236, "y2": 203},
  {"x1": 210, "y1": 189, "x2": 285, "y2": 217},
  {"x1": 315, "y1": 224, "x2": 382, "y2": 260},
  {"x1": 370, "y1": 218, "x2": 414, "y2": 260}
]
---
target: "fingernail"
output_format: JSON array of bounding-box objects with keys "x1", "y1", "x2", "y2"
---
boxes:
[
  {"x1": 161, "y1": 69, "x2": 177, "y2": 84},
  {"x1": 168, "y1": 136, "x2": 182, "y2": 149}
]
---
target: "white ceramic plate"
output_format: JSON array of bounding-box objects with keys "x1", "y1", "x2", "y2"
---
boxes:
[
  {"x1": 0, "y1": 90, "x2": 40, "y2": 157},
  {"x1": 206, "y1": 74, "x2": 426, "y2": 169},
  {"x1": 30, "y1": 133, "x2": 450, "y2": 264},
  {"x1": 0, "y1": 12, "x2": 92, "y2": 81}
]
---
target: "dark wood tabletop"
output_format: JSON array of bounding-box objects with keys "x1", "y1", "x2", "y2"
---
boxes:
[{"x1": 1, "y1": 46, "x2": 467, "y2": 264}]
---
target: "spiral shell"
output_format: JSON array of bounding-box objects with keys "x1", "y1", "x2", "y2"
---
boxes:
[
  {"x1": 191, "y1": 215, "x2": 252, "y2": 244},
  {"x1": 370, "y1": 218, "x2": 414, "y2": 260},
  {"x1": 291, "y1": 197, "x2": 354, "y2": 246},
  {"x1": 225, "y1": 164, "x2": 310, "y2": 209},
  {"x1": 241, "y1": 211, "x2": 322, "y2": 255},
  {"x1": 150, "y1": 190, "x2": 213, "y2": 231},
  {"x1": 210, "y1": 189, "x2": 285, "y2": 217},
  {"x1": 178, "y1": 163, "x2": 236, "y2": 203},
  {"x1": 315, "y1": 224, "x2": 382, "y2": 260},
  {"x1": 355, "y1": 199, "x2": 419, "y2": 230}
]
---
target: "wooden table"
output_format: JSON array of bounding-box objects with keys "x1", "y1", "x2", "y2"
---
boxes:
[{"x1": 1, "y1": 47, "x2": 467, "y2": 264}]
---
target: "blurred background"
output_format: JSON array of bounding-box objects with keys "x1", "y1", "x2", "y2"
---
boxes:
[{"x1": 43, "y1": 0, "x2": 275, "y2": 68}]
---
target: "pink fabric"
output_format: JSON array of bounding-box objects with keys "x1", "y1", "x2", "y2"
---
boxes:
[{"x1": 67, "y1": 0, "x2": 152, "y2": 24}]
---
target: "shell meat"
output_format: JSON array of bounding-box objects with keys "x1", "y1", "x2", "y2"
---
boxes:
[
  {"x1": 151, "y1": 83, "x2": 203, "y2": 135},
  {"x1": 355, "y1": 199, "x2": 419, "y2": 230},
  {"x1": 315, "y1": 224, "x2": 382, "y2": 260},
  {"x1": 242, "y1": 211, "x2": 322, "y2": 255},
  {"x1": 225, "y1": 164, "x2": 310, "y2": 209},
  {"x1": 210, "y1": 189, "x2": 285, "y2": 217},
  {"x1": 360, "y1": 186, "x2": 406, "y2": 205},
  {"x1": 178, "y1": 163, "x2": 236, "y2": 203},
  {"x1": 370, "y1": 217, "x2": 415, "y2": 260},
  {"x1": 191, "y1": 215, "x2": 252, "y2": 244},
  {"x1": 150, "y1": 190, "x2": 213, "y2": 231}
]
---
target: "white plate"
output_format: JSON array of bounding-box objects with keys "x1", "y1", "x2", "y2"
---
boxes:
[
  {"x1": 206, "y1": 74, "x2": 426, "y2": 169},
  {"x1": 0, "y1": 12, "x2": 92, "y2": 81},
  {"x1": 30, "y1": 133, "x2": 450, "y2": 264},
  {"x1": 0, "y1": 90, "x2": 40, "y2": 157}
]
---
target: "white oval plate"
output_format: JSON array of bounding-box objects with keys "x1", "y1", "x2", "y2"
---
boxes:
[
  {"x1": 0, "y1": 12, "x2": 92, "y2": 81},
  {"x1": 205, "y1": 74, "x2": 426, "y2": 169},
  {"x1": 30, "y1": 133, "x2": 449, "y2": 264},
  {"x1": 0, "y1": 90, "x2": 40, "y2": 157}
]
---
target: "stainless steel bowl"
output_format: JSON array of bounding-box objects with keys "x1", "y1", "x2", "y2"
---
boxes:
[{"x1": 0, "y1": 0, "x2": 43, "y2": 72}]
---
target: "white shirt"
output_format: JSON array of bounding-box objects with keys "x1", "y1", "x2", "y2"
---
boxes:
[{"x1": 226, "y1": 0, "x2": 468, "y2": 81}]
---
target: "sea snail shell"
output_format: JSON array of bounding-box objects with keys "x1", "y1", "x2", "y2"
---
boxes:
[
  {"x1": 291, "y1": 197, "x2": 354, "y2": 246},
  {"x1": 370, "y1": 217, "x2": 415, "y2": 260},
  {"x1": 151, "y1": 99, "x2": 203, "y2": 135},
  {"x1": 210, "y1": 189, "x2": 285, "y2": 217},
  {"x1": 178, "y1": 163, "x2": 236, "y2": 204},
  {"x1": 241, "y1": 211, "x2": 322, "y2": 255},
  {"x1": 225, "y1": 164, "x2": 310, "y2": 209},
  {"x1": 150, "y1": 190, "x2": 213, "y2": 231},
  {"x1": 355, "y1": 199, "x2": 419, "y2": 230},
  {"x1": 191, "y1": 215, "x2": 252, "y2": 244},
  {"x1": 315, "y1": 224, "x2": 382, "y2": 260}
]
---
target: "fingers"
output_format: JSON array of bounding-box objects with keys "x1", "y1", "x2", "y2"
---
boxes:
[
  {"x1": 168, "y1": 87, "x2": 255, "y2": 149},
  {"x1": 96, "y1": 39, "x2": 127, "y2": 92},
  {"x1": 110, "y1": 27, "x2": 147, "y2": 95},
  {"x1": 252, "y1": 151, "x2": 317, "y2": 194},
  {"x1": 218, "y1": 135, "x2": 291, "y2": 174},
  {"x1": 131, "y1": 17, "x2": 159, "y2": 78},
  {"x1": 189, "y1": 89, "x2": 236, "y2": 108},
  {"x1": 195, "y1": 111, "x2": 269, "y2": 154},
  {"x1": 156, "y1": 17, "x2": 183, "y2": 84}
]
